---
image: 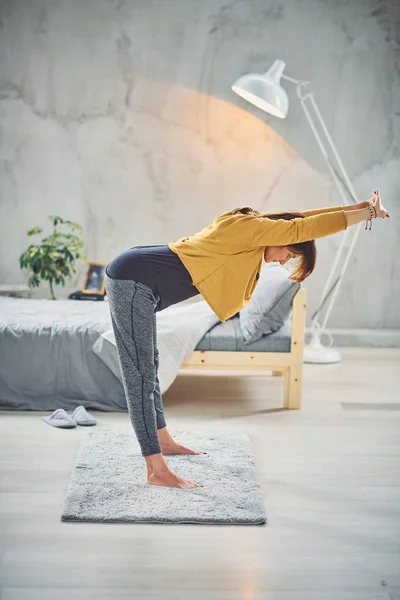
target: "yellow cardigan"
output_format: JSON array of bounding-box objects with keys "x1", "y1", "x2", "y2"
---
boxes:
[{"x1": 168, "y1": 205, "x2": 347, "y2": 322}]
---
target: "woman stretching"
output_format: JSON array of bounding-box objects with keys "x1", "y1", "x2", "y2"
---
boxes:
[{"x1": 105, "y1": 189, "x2": 389, "y2": 490}]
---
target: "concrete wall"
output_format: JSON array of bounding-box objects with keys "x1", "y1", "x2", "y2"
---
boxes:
[{"x1": 1, "y1": 0, "x2": 399, "y2": 345}]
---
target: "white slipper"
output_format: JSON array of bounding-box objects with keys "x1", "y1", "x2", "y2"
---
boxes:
[
  {"x1": 70, "y1": 405, "x2": 97, "y2": 426},
  {"x1": 41, "y1": 408, "x2": 77, "y2": 428}
]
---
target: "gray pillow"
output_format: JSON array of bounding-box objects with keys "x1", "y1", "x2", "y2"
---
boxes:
[{"x1": 239, "y1": 263, "x2": 301, "y2": 343}]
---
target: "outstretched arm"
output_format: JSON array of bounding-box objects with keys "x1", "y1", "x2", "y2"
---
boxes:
[
  {"x1": 252, "y1": 192, "x2": 389, "y2": 247},
  {"x1": 301, "y1": 202, "x2": 368, "y2": 217},
  {"x1": 252, "y1": 209, "x2": 348, "y2": 246}
]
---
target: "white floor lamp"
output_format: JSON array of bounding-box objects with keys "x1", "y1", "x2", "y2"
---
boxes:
[{"x1": 232, "y1": 59, "x2": 364, "y2": 364}]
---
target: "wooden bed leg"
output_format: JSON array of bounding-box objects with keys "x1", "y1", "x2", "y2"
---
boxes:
[
  {"x1": 283, "y1": 364, "x2": 302, "y2": 409},
  {"x1": 283, "y1": 287, "x2": 306, "y2": 409}
]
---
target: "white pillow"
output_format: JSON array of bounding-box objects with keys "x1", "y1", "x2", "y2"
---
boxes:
[{"x1": 239, "y1": 264, "x2": 301, "y2": 343}]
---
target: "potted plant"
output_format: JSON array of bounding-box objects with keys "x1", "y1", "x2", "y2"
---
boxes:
[{"x1": 19, "y1": 216, "x2": 86, "y2": 300}]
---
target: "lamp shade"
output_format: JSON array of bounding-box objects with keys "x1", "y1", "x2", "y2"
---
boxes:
[{"x1": 231, "y1": 59, "x2": 289, "y2": 118}]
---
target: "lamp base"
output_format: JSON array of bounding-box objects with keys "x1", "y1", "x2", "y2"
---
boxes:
[{"x1": 303, "y1": 331, "x2": 341, "y2": 364}]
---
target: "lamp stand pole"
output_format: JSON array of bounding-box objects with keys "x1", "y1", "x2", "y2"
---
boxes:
[{"x1": 281, "y1": 74, "x2": 364, "y2": 364}]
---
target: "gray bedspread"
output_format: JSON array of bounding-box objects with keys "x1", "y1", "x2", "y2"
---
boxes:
[{"x1": 0, "y1": 297, "x2": 127, "y2": 412}]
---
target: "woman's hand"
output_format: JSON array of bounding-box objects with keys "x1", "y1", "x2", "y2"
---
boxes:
[{"x1": 367, "y1": 189, "x2": 390, "y2": 219}]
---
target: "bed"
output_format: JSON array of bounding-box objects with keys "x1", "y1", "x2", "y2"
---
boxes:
[{"x1": 0, "y1": 284, "x2": 306, "y2": 412}]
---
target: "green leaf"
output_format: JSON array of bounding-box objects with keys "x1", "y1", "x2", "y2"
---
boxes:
[
  {"x1": 27, "y1": 227, "x2": 43, "y2": 236},
  {"x1": 64, "y1": 221, "x2": 83, "y2": 234},
  {"x1": 49, "y1": 216, "x2": 64, "y2": 227}
]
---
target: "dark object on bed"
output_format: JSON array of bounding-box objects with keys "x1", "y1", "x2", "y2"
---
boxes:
[{"x1": 68, "y1": 290, "x2": 106, "y2": 301}]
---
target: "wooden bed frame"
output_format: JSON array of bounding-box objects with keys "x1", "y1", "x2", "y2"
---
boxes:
[{"x1": 180, "y1": 287, "x2": 307, "y2": 409}]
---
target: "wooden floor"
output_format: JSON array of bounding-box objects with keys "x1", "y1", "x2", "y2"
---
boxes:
[{"x1": 1, "y1": 348, "x2": 399, "y2": 600}]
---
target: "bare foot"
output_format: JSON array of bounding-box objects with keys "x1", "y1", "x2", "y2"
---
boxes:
[
  {"x1": 147, "y1": 469, "x2": 201, "y2": 489},
  {"x1": 160, "y1": 442, "x2": 205, "y2": 456}
]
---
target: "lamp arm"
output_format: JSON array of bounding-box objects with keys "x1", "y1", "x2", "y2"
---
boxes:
[
  {"x1": 301, "y1": 95, "x2": 364, "y2": 331},
  {"x1": 281, "y1": 76, "x2": 362, "y2": 333},
  {"x1": 307, "y1": 94, "x2": 358, "y2": 205},
  {"x1": 281, "y1": 74, "x2": 358, "y2": 205},
  {"x1": 300, "y1": 94, "x2": 358, "y2": 205},
  {"x1": 281, "y1": 74, "x2": 307, "y2": 85},
  {"x1": 320, "y1": 221, "x2": 363, "y2": 331}
]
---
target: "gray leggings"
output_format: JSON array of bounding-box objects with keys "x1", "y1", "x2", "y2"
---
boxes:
[{"x1": 105, "y1": 274, "x2": 166, "y2": 457}]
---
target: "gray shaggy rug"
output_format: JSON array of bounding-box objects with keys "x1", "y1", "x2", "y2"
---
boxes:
[{"x1": 61, "y1": 426, "x2": 267, "y2": 525}]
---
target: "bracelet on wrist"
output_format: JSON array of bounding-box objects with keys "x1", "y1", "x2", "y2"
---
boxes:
[{"x1": 365, "y1": 205, "x2": 377, "y2": 230}]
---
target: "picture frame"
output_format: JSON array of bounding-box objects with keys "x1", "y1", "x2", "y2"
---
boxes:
[{"x1": 81, "y1": 261, "x2": 107, "y2": 295}]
